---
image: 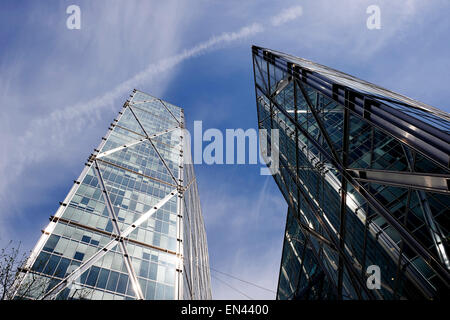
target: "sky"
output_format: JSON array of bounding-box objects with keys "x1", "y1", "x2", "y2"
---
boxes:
[{"x1": 0, "y1": 0, "x2": 449, "y2": 300}]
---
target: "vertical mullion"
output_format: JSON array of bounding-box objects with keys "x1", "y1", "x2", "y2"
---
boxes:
[
  {"x1": 337, "y1": 88, "x2": 350, "y2": 300},
  {"x1": 393, "y1": 188, "x2": 411, "y2": 299},
  {"x1": 361, "y1": 125, "x2": 375, "y2": 278},
  {"x1": 175, "y1": 110, "x2": 184, "y2": 300},
  {"x1": 94, "y1": 160, "x2": 145, "y2": 300}
]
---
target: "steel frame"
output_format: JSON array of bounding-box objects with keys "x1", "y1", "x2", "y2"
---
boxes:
[
  {"x1": 257, "y1": 47, "x2": 450, "y2": 170},
  {"x1": 259, "y1": 63, "x2": 374, "y2": 299},
  {"x1": 11, "y1": 99, "x2": 130, "y2": 299},
  {"x1": 14, "y1": 90, "x2": 211, "y2": 300},
  {"x1": 253, "y1": 46, "x2": 450, "y2": 300},
  {"x1": 258, "y1": 74, "x2": 437, "y2": 298}
]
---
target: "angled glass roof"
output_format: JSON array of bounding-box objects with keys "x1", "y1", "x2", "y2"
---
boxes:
[{"x1": 261, "y1": 47, "x2": 450, "y2": 133}]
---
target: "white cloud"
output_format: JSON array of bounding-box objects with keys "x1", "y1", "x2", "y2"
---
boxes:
[
  {"x1": 3, "y1": 0, "x2": 447, "y2": 300},
  {"x1": 0, "y1": 3, "x2": 303, "y2": 283},
  {"x1": 265, "y1": 0, "x2": 430, "y2": 62},
  {"x1": 271, "y1": 5, "x2": 303, "y2": 27},
  {"x1": 0, "y1": 0, "x2": 189, "y2": 244},
  {"x1": 200, "y1": 172, "x2": 286, "y2": 299},
  {"x1": 0, "y1": 5, "x2": 303, "y2": 229},
  {"x1": 5, "y1": 6, "x2": 299, "y2": 169}
]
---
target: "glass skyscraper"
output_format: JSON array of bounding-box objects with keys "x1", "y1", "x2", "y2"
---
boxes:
[
  {"x1": 252, "y1": 46, "x2": 449, "y2": 300},
  {"x1": 13, "y1": 90, "x2": 211, "y2": 300}
]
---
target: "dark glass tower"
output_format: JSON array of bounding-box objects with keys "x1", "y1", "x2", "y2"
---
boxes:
[
  {"x1": 13, "y1": 90, "x2": 211, "y2": 300},
  {"x1": 252, "y1": 46, "x2": 450, "y2": 300}
]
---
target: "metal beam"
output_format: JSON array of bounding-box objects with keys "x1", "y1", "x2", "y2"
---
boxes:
[
  {"x1": 255, "y1": 82, "x2": 450, "y2": 289},
  {"x1": 294, "y1": 220, "x2": 338, "y2": 252},
  {"x1": 276, "y1": 164, "x2": 340, "y2": 298},
  {"x1": 129, "y1": 103, "x2": 179, "y2": 126},
  {"x1": 254, "y1": 47, "x2": 450, "y2": 170},
  {"x1": 96, "y1": 158, "x2": 178, "y2": 188},
  {"x1": 347, "y1": 169, "x2": 450, "y2": 194},
  {"x1": 274, "y1": 140, "x2": 376, "y2": 299},
  {"x1": 295, "y1": 75, "x2": 342, "y2": 166},
  {"x1": 96, "y1": 127, "x2": 179, "y2": 159},
  {"x1": 93, "y1": 161, "x2": 145, "y2": 300},
  {"x1": 416, "y1": 190, "x2": 450, "y2": 270},
  {"x1": 41, "y1": 189, "x2": 178, "y2": 300},
  {"x1": 337, "y1": 87, "x2": 351, "y2": 299},
  {"x1": 128, "y1": 105, "x2": 180, "y2": 186},
  {"x1": 158, "y1": 99, "x2": 182, "y2": 126}
]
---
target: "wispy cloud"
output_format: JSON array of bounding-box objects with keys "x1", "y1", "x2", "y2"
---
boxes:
[
  {"x1": 16, "y1": 6, "x2": 301, "y2": 167},
  {"x1": 0, "y1": 0, "x2": 189, "y2": 243},
  {"x1": 1, "y1": 0, "x2": 448, "y2": 301},
  {"x1": 282, "y1": 0, "x2": 427, "y2": 60},
  {"x1": 200, "y1": 170, "x2": 286, "y2": 299},
  {"x1": 0, "y1": 3, "x2": 302, "y2": 257},
  {"x1": 271, "y1": 5, "x2": 303, "y2": 26}
]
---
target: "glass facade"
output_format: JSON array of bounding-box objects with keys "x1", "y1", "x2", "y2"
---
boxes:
[
  {"x1": 252, "y1": 46, "x2": 450, "y2": 300},
  {"x1": 13, "y1": 90, "x2": 211, "y2": 300}
]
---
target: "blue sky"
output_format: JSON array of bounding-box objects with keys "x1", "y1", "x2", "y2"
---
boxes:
[{"x1": 0, "y1": 0, "x2": 449, "y2": 299}]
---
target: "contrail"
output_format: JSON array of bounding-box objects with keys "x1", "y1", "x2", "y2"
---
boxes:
[
  {"x1": 271, "y1": 6, "x2": 303, "y2": 26},
  {"x1": 21, "y1": 6, "x2": 302, "y2": 142},
  {"x1": 0, "y1": 5, "x2": 303, "y2": 247},
  {"x1": 16, "y1": 6, "x2": 302, "y2": 169}
]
